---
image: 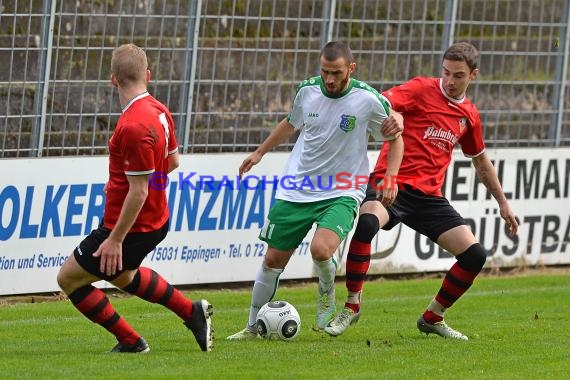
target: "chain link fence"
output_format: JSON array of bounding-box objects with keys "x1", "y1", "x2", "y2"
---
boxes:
[{"x1": 1, "y1": 0, "x2": 569, "y2": 158}]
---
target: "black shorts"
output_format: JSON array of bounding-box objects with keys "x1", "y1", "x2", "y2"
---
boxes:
[
  {"x1": 363, "y1": 180, "x2": 466, "y2": 243},
  {"x1": 73, "y1": 221, "x2": 169, "y2": 281}
]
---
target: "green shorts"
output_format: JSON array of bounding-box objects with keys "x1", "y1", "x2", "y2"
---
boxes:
[{"x1": 259, "y1": 196, "x2": 358, "y2": 251}]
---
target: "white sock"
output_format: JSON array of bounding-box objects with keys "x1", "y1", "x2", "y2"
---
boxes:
[
  {"x1": 313, "y1": 257, "x2": 337, "y2": 294},
  {"x1": 346, "y1": 290, "x2": 361, "y2": 305},
  {"x1": 427, "y1": 298, "x2": 446, "y2": 317},
  {"x1": 247, "y1": 264, "x2": 284, "y2": 329}
]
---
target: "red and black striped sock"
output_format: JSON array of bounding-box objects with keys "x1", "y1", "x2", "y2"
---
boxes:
[
  {"x1": 344, "y1": 213, "x2": 379, "y2": 313},
  {"x1": 423, "y1": 263, "x2": 477, "y2": 324},
  {"x1": 423, "y1": 244, "x2": 486, "y2": 324},
  {"x1": 123, "y1": 267, "x2": 193, "y2": 322},
  {"x1": 435, "y1": 262, "x2": 478, "y2": 309},
  {"x1": 344, "y1": 239, "x2": 371, "y2": 313},
  {"x1": 68, "y1": 285, "x2": 140, "y2": 345}
]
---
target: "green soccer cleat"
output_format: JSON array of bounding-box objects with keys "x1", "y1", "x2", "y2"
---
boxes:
[
  {"x1": 324, "y1": 307, "x2": 361, "y2": 337},
  {"x1": 417, "y1": 315, "x2": 468, "y2": 340}
]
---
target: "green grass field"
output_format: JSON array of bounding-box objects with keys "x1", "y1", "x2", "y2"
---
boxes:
[{"x1": 1, "y1": 270, "x2": 568, "y2": 380}]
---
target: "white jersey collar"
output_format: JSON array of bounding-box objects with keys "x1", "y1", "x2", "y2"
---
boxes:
[
  {"x1": 439, "y1": 78, "x2": 465, "y2": 104},
  {"x1": 122, "y1": 92, "x2": 150, "y2": 112}
]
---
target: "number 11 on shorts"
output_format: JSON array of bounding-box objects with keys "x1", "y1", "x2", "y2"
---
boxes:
[{"x1": 260, "y1": 220, "x2": 275, "y2": 239}]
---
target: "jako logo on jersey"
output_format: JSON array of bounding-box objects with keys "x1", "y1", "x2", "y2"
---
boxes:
[
  {"x1": 423, "y1": 126, "x2": 458, "y2": 145},
  {"x1": 339, "y1": 114, "x2": 356, "y2": 132}
]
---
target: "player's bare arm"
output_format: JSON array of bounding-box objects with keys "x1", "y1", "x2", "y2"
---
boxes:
[
  {"x1": 239, "y1": 118, "x2": 296, "y2": 177},
  {"x1": 472, "y1": 152, "x2": 519, "y2": 236},
  {"x1": 93, "y1": 174, "x2": 149, "y2": 276},
  {"x1": 381, "y1": 109, "x2": 404, "y2": 138},
  {"x1": 380, "y1": 135, "x2": 404, "y2": 207},
  {"x1": 167, "y1": 151, "x2": 180, "y2": 173}
]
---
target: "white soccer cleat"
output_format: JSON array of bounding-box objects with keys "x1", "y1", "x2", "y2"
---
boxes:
[
  {"x1": 226, "y1": 326, "x2": 259, "y2": 341},
  {"x1": 417, "y1": 315, "x2": 468, "y2": 340},
  {"x1": 315, "y1": 287, "x2": 336, "y2": 329},
  {"x1": 324, "y1": 307, "x2": 361, "y2": 336}
]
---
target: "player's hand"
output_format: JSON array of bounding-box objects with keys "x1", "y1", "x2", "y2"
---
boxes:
[
  {"x1": 92, "y1": 238, "x2": 123, "y2": 276},
  {"x1": 381, "y1": 111, "x2": 404, "y2": 138},
  {"x1": 239, "y1": 151, "x2": 263, "y2": 177},
  {"x1": 376, "y1": 176, "x2": 398, "y2": 207},
  {"x1": 500, "y1": 204, "x2": 519, "y2": 236}
]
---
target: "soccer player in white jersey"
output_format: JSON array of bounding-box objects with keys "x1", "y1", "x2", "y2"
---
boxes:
[{"x1": 227, "y1": 41, "x2": 404, "y2": 340}]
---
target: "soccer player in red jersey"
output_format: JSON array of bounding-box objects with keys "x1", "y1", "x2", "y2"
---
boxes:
[
  {"x1": 326, "y1": 42, "x2": 519, "y2": 339},
  {"x1": 57, "y1": 43, "x2": 213, "y2": 353}
]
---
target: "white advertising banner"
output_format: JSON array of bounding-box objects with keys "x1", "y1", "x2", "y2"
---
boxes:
[{"x1": 1, "y1": 148, "x2": 569, "y2": 295}]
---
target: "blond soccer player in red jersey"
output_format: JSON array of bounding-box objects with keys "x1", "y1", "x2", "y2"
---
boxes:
[
  {"x1": 326, "y1": 42, "x2": 519, "y2": 340},
  {"x1": 57, "y1": 43, "x2": 212, "y2": 353}
]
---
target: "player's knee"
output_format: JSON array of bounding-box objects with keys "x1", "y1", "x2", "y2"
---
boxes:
[
  {"x1": 456, "y1": 243, "x2": 487, "y2": 272},
  {"x1": 263, "y1": 248, "x2": 290, "y2": 269},
  {"x1": 56, "y1": 259, "x2": 72, "y2": 291},
  {"x1": 352, "y1": 213, "x2": 380, "y2": 243},
  {"x1": 56, "y1": 268, "x2": 75, "y2": 295},
  {"x1": 310, "y1": 241, "x2": 334, "y2": 261},
  {"x1": 56, "y1": 270, "x2": 66, "y2": 291}
]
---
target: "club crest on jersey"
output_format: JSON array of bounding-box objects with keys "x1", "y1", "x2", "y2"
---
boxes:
[
  {"x1": 459, "y1": 117, "x2": 467, "y2": 133},
  {"x1": 339, "y1": 114, "x2": 356, "y2": 132}
]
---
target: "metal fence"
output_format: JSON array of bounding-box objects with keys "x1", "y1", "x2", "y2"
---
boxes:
[{"x1": 1, "y1": 0, "x2": 569, "y2": 158}]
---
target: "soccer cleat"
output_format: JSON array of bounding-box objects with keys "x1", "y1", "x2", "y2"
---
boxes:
[
  {"x1": 315, "y1": 287, "x2": 336, "y2": 329},
  {"x1": 110, "y1": 337, "x2": 150, "y2": 353},
  {"x1": 324, "y1": 307, "x2": 361, "y2": 336},
  {"x1": 416, "y1": 315, "x2": 468, "y2": 340},
  {"x1": 184, "y1": 299, "x2": 214, "y2": 351},
  {"x1": 226, "y1": 327, "x2": 259, "y2": 341}
]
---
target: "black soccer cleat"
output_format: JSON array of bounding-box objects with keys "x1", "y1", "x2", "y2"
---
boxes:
[
  {"x1": 110, "y1": 337, "x2": 150, "y2": 353},
  {"x1": 184, "y1": 299, "x2": 214, "y2": 352}
]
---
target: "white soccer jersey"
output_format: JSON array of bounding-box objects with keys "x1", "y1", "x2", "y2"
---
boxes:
[{"x1": 277, "y1": 76, "x2": 392, "y2": 203}]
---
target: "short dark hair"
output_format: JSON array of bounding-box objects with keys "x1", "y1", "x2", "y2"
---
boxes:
[
  {"x1": 443, "y1": 42, "x2": 478, "y2": 72},
  {"x1": 320, "y1": 41, "x2": 354, "y2": 64}
]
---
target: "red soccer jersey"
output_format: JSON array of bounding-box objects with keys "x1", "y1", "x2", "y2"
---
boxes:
[
  {"x1": 374, "y1": 77, "x2": 485, "y2": 196},
  {"x1": 104, "y1": 92, "x2": 178, "y2": 232}
]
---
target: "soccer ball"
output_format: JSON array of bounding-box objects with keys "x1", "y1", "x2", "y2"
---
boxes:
[{"x1": 256, "y1": 300, "x2": 301, "y2": 341}]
